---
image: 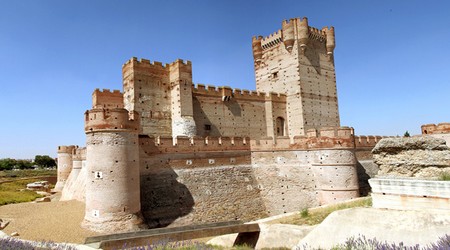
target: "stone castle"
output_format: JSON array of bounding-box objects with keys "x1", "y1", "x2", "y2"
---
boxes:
[{"x1": 55, "y1": 17, "x2": 392, "y2": 233}]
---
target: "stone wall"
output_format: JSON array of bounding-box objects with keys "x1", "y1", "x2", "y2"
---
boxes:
[
  {"x1": 138, "y1": 136, "x2": 267, "y2": 227},
  {"x1": 372, "y1": 136, "x2": 450, "y2": 178},
  {"x1": 192, "y1": 86, "x2": 287, "y2": 138}
]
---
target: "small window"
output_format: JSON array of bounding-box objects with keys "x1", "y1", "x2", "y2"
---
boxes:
[{"x1": 205, "y1": 124, "x2": 211, "y2": 131}]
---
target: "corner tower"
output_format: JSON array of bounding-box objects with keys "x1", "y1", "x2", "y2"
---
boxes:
[
  {"x1": 253, "y1": 17, "x2": 340, "y2": 137},
  {"x1": 54, "y1": 145, "x2": 77, "y2": 192},
  {"x1": 82, "y1": 91, "x2": 145, "y2": 233}
]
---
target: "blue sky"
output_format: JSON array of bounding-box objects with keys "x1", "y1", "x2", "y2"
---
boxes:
[{"x1": 1, "y1": 1, "x2": 449, "y2": 159}]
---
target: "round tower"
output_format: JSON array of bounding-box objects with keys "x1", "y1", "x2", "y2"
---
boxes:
[
  {"x1": 323, "y1": 26, "x2": 336, "y2": 55},
  {"x1": 82, "y1": 107, "x2": 145, "y2": 233},
  {"x1": 54, "y1": 145, "x2": 77, "y2": 192},
  {"x1": 282, "y1": 19, "x2": 295, "y2": 52},
  {"x1": 297, "y1": 17, "x2": 309, "y2": 53},
  {"x1": 71, "y1": 147, "x2": 83, "y2": 179},
  {"x1": 311, "y1": 127, "x2": 359, "y2": 205},
  {"x1": 252, "y1": 36, "x2": 263, "y2": 65}
]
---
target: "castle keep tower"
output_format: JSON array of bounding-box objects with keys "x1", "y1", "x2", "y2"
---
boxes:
[
  {"x1": 54, "y1": 145, "x2": 77, "y2": 191},
  {"x1": 253, "y1": 17, "x2": 340, "y2": 137},
  {"x1": 122, "y1": 58, "x2": 196, "y2": 137},
  {"x1": 82, "y1": 89, "x2": 145, "y2": 233}
]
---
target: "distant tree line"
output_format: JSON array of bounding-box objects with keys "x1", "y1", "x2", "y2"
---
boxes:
[{"x1": 0, "y1": 155, "x2": 56, "y2": 171}]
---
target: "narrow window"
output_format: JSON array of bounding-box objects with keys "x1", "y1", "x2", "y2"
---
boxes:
[{"x1": 276, "y1": 117, "x2": 285, "y2": 136}]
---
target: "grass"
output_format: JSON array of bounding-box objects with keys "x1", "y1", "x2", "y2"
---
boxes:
[
  {"x1": 275, "y1": 197, "x2": 372, "y2": 226},
  {"x1": 0, "y1": 178, "x2": 46, "y2": 205},
  {"x1": 0, "y1": 169, "x2": 56, "y2": 181},
  {"x1": 439, "y1": 172, "x2": 450, "y2": 181}
]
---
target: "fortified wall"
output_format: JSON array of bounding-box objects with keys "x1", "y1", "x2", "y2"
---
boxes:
[
  {"x1": 56, "y1": 17, "x2": 388, "y2": 233},
  {"x1": 422, "y1": 123, "x2": 450, "y2": 146}
]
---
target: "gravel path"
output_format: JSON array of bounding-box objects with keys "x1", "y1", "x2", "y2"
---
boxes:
[{"x1": 0, "y1": 199, "x2": 99, "y2": 244}]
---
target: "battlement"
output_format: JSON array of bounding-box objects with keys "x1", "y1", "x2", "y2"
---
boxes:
[
  {"x1": 192, "y1": 83, "x2": 286, "y2": 102},
  {"x1": 421, "y1": 123, "x2": 450, "y2": 134},
  {"x1": 308, "y1": 27, "x2": 326, "y2": 42},
  {"x1": 72, "y1": 147, "x2": 86, "y2": 161},
  {"x1": 122, "y1": 57, "x2": 192, "y2": 69},
  {"x1": 123, "y1": 57, "x2": 169, "y2": 69},
  {"x1": 84, "y1": 108, "x2": 140, "y2": 133},
  {"x1": 250, "y1": 127, "x2": 355, "y2": 151},
  {"x1": 92, "y1": 88, "x2": 124, "y2": 109},
  {"x1": 139, "y1": 135, "x2": 250, "y2": 155},
  {"x1": 57, "y1": 145, "x2": 78, "y2": 154},
  {"x1": 261, "y1": 30, "x2": 282, "y2": 50}
]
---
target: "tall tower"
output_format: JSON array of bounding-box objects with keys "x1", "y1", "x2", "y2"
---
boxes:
[
  {"x1": 82, "y1": 105, "x2": 145, "y2": 233},
  {"x1": 54, "y1": 145, "x2": 77, "y2": 192},
  {"x1": 169, "y1": 59, "x2": 196, "y2": 137},
  {"x1": 122, "y1": 57, "x2": 196, "y2": 137},
  {"x1": 253, "y1": 17, "x2": 340, "y2": 137}
]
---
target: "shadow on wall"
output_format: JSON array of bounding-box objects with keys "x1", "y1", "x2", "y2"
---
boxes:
[
  {"x1": 356, "y1": 160, "x2": 380, "y2": 196},
  {"x1": 305, "y1": 44, "x2": 321, "y2": 74},
  {"x1": 140, "y1": 169, "x2": 194, "y2": 228}
]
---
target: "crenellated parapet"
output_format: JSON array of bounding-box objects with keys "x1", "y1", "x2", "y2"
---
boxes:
[
  {"x1": 57, "y1": 145, "x2": 78, "y2": 154},
  {"x1": 84, "y1": 108, "x2": 139, "y2": 133},
  {"x1": 140, "y1": 136, "x2": 250, "y2": 156},
  {"x1": 251, "y1": 127, "x2": 355, "y2": 151},
  {"x1": 422, "y1": 123, "x2": 450, "y2": 134},
  {"x1": 261, "y1": 30, "x2": 282, "y2": 50},
  {"x1": 192, "y1": 83, "x2": 286, "y2": 103},
  {"x1": 72, "y1": 147, "x2": 86, "y2": 162},
  {"x1": 92, "y1": 88, "x2": 124, "y2": 109},
  {"x1": 122, "y1": 57, "x2": 170, "y2": 78}
]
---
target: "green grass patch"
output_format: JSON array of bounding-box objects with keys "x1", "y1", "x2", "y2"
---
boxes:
[
  {"x1": 439, "y1": 172, "x2": 450, "y2": 181},
  {"x1": 0, "y1": 178, "x2": 44, "y2": 205},
  {"x1": 275, "y1": 197, "x2": 372, "y2": 226},
  {"x1": 0, "y1": 169, "x2": 56, "y2": 179}
]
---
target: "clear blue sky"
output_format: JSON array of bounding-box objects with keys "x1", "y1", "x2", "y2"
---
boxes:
[{"x1": 1, "y1": 1, "x2": 449, "y2": 159}]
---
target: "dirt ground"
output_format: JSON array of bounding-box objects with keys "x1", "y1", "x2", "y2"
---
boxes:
[{"x1": 0, "y1": 199, "x2": 99, "y2": 244}]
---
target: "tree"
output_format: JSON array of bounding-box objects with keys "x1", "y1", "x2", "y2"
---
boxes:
[
  {"x1": 404, "y1": 131, "x2": 411, "y2": 137},
  {"x1": 34, "y1": 155, "x2": 56, "y2": 168},
  {"x1": 0, "y1": 158, "x2": 15, "y2": 170}
]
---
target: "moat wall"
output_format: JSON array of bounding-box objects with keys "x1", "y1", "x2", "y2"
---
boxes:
[{"x1": 132, "y1": 130, "x2": 382, "y2": 227}]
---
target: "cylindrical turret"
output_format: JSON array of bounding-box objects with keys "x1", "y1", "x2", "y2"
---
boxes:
[
  {"x1": 60, "y1": 147, "x2": 84, "y2": 201},
  {"x1": 297, "y1": 17, "x2": 309, "y2": 52},
  {"x1": 252, "y1": 36, "x2": 263, "y2": 64},
  {"x1": 82, "y1": 107, "x2": 145, "y2": 233},
  {"x1": 323, "y1": 26, "x2": 336, "y2": 55},
  {"x1": 311, "y1": 149, "x2": 359, "y2": 205},
  {"x1": 54, "y1": 145, "x2": 77, "y2": 192},
  {"x1": 282, "y1": 19, "x2": 295, "y2": 52}
]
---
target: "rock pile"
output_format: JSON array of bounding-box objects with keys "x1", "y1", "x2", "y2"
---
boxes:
[{"x1": 372, "y1": 136, "x2": 450, "y2": 178}]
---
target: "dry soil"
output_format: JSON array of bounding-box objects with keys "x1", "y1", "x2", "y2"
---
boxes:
[{"x1": 0, "y1": 199, "x2": 99, "y2": 243}]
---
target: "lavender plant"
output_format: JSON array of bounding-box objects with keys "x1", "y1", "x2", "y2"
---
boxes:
[
  {"x1": 300, "y1": 234, "x2": 450, "y2": 250},
  {"x1": 117, "y1": 238, "x2": 215, "y2": 250},
  {"x1": 0, "y1": 237, "x2": 78, "y2": 250}
]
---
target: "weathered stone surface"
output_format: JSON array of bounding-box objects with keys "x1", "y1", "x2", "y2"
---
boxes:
[
  {"x1": 296, "y1": 208, "x2": 450, "y2": 249},
  {"x1": 372, "y1": 137, "x2": 448, "y2": 154},
  {"x1": 372, "y1": 137, "x2": 450, "y2": 178},
  {"x1": 208, "y1": 224, "x2": 315, "y2": 249},
  {"x1": 0, "y1": 219, "x2": 10, "y2": 230},
  {"x1": 35, "y1": 197, "x2": 51, "y2": 203}
]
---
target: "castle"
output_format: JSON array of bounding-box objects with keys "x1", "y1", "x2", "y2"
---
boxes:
[{"x1": 55, "y1": 17, "x2": 389, "y2": 233}]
